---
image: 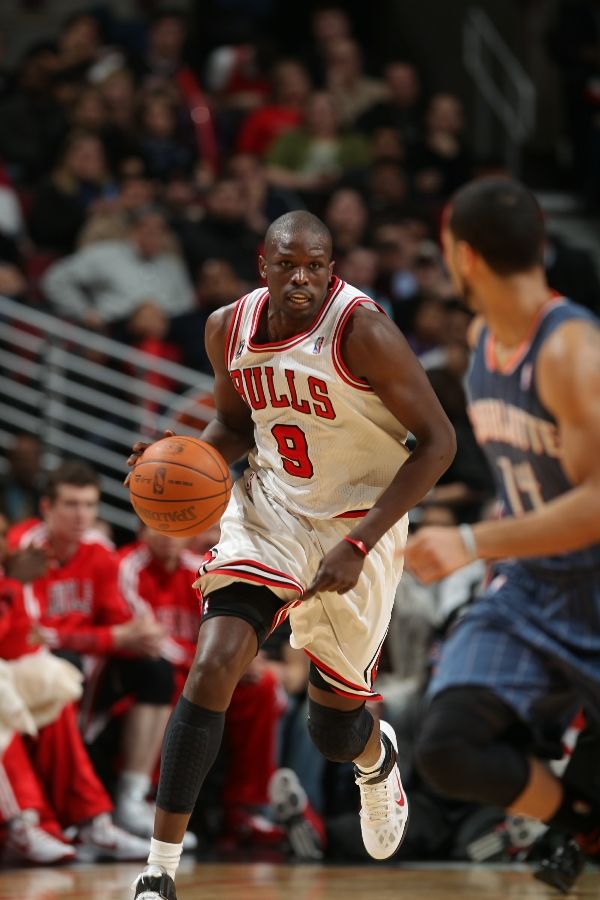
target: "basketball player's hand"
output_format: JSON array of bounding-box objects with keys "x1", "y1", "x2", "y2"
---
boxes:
[
  {"x1": 4, "y1": 547, "x2": 49, "y2": 583},
  {"x1": 124, "y1": 429, "x2": 175, "y2": 486},
  {"x1": 404, "y1": 526, "x2": 472, "y2": 584},
  {"x1": 112, "y1": 616, "x2": 166, "y2": 657},
  {"x1": 301, "y1": 541, "x2": 365, "y2": 600}
]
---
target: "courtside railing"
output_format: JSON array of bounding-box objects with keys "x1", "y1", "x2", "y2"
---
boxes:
[
  {"x1": 0, "y1": 296, "x2": 214, "y2": 534},
  {"x1": 464, "y1": 7, "x2": 536, "y2": 173}
]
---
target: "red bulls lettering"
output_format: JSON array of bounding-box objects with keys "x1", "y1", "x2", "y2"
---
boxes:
[
  {"x1": 264, "y1": 366, "x2": 290, "y2": 408},
  {"x1": 230, "y1": 366, "x2": 336, "y2": 418},
  {"x1": 308, "y1": 376, "x2": 336, "y2": 420},
  {"x1": 243, "y1": 367, "x2": 267, "y2": 409}
]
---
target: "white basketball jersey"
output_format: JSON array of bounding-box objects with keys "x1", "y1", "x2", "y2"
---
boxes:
[{"x1": 225, "y1": 277, "x2": 410, "y2": 519}]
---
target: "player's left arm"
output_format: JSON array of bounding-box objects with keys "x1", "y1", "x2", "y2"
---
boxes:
[
  {"x1": 405, "y1": 319, "x2": 600, "y2": 582},
  {"x1": 302, "y1": 308, "x2": 456, "y2": 598}
]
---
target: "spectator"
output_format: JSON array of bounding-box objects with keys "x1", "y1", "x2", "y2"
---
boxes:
[
  {"x1": 168, "y1": 258, "x2": 247, "y2": 373},
  {"x1": 236, "y1": 58, "x2": 312, "y2": 158},
  {"x1": 410, "y1": 93, "x2": 473, "y2": 203},
  {"x1": 323, "y1": 187, "x2": 370, "y2": 259},
  {"x1": 138, "y1": 88, "x2": 195, "y2": 181},
  {"x1": 0, "y1": 433, "x2": 44, "y2": 525},
  {"x1": 324, "y1": 38, "x2": 389, "y2": 126},
  {"x1": 0, "y1": 511, "x2": 148, "y2": 864},
  {"x1": 266, "y1": 90, "x2": 371, "y2": 212},
  {"x1": 6, "y1": 460, "x2": 187, "y2": 850},
  {"x1": 226, "y1": 153, "x2": 305, "y2": 234},
  {"x1": 0, "y1": 42, "x2": 68, "y2": 184},
  {"x1": 28, "y1": 131, "x2": 118, "y2": 256},
  {"x1": 357, "y1": 61, "x2": 423, "y2": 147},
  {"x1": 362, "y1": 158, "x2": 411, "y2": 222},
  {"x1": 337, "y1": 247, "x2": 391, "y2": 315},
  {"x1": 302, "y1": 4, "x2": 354, "y2": 86},
  {"x1": 41, "y1": 207, "x2": 195, "y2": 337},
  {"x1": 179, "y1": 177, "x2": 262, "y2": 283},
  {"x1": 135, "y1": 10, "x2": 190, "y2": 87}
]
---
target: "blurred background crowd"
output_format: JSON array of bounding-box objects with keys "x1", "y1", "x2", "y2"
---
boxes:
[{"x1": 0, "y1": 0, "x2": 599, "y2": 873}]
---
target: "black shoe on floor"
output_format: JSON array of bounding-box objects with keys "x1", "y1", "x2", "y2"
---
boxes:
[
  {"x1": 132, "y1": 866, "x2": 177, "y2": 899},
  {"x1": 533, "y1": 836, "x2": 585, "y2": 894}
]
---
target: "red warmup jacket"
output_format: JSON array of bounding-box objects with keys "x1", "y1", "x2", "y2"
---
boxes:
[
  {"x1": 116, "y1": 541, "x2": 201, "y2": 674},
  {"x1": 0, "y1": 575, "x2": 39, "y2": 659},
  {"x1": 8, "y1": 520, "x2": 131, "y2": 656}
]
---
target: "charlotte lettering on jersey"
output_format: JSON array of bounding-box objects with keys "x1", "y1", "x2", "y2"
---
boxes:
[
  {"x1": 470, "y1": 398, "x2": 561, "y2": 457},
  {"x1": 230, "y1": 366, "x2": 336, "y2": 419}
]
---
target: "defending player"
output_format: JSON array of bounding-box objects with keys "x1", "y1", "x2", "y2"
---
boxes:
[
  {"x1": 405, "y1": 177, "x2": 600, "y2": 892},
  {"x1": 130, "y1": 210, "x2": 456, "y2": 899}
]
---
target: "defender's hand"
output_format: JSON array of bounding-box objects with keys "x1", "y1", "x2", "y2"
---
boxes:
[
  {"x1": 301, "y1": 541, "x2": 366, "y2": 600},
  {"x1": 405, "y1": 526, "x2": 472, "y2": 584},
  {"x1": 124, "y1": 429, "x2": 175, "y2": 486}
]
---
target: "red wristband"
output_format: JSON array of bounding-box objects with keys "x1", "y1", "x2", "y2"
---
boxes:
[{"x1": 343, "y1": 536, "x2": 369, "y2": 556}]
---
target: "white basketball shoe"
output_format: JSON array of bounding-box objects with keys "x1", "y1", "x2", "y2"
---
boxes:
[{"x1": 354, "y1": 720, "x2": 409, "y2": 860}]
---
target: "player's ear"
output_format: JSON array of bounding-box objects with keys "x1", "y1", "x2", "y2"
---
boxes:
[
  {"x1": 258, "y1": 255, "x2": 267, "y2": 279},
  {"x1": 328, "y1": 260, "x2": 335, "y2": 281},
  {"x1": 456, "y1": 240, "x2": 475, "y2": 276}
]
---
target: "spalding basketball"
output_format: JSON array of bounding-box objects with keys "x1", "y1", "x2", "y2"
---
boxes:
[{"x1": 129, "y1": 435, "x2": 232, "y2": 536}]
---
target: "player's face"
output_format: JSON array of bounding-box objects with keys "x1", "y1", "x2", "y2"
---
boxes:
[
  {"x1": 43, "y1": 485, "x2": 100, "y2": 542},
  {"x1": 143, "y1": 527, "x2": 186, "y2": 566},
  {"x1": 441, "y1": 225, "x2": 480, "y2": 313},
  {"x1": 259, "y1": 232, "x2": 335, "y2": 329}
]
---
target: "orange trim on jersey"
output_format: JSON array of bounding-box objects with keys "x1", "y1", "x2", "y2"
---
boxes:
[
  {"x1": 332, "y1": 298, "x2": 385, "y2": 391},
  {"x1": 485, "y1": 296, "x2": 566, "y2": 376},
  {"x1": 246, "y1": 277, "x2": 344, "y2": 352}
]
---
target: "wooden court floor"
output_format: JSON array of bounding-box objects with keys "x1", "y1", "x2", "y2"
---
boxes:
[{"x1": 0, "y1": 861, "x2": 598, "y2": 900}]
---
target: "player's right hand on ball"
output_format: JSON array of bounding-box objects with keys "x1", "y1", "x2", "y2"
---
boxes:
[{"x1": 124, "y1": 429, "x2": 175, "y2": 486}]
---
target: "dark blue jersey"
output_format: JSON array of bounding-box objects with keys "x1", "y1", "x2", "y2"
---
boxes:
[{"x1": 467, "y1": 297, "x2": 600, "y2": 572}]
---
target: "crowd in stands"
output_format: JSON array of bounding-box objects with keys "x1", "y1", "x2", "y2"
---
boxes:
[{"x1": 0, "y1": 0, "x2": 599, "y2": 871}]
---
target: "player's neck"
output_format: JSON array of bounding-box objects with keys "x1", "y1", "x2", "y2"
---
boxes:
[
  {"x1": 483, "y1": 272, "x2": 551, "y2": 349},
  {"x1": 47, "y1": 535, "x2": 79, "y2": 565}
]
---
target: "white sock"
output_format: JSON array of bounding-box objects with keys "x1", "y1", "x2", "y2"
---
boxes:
[
  {"x1": 356, "y1": 740, "x2": 386, "y2": 775},
  {"x1": 147, "y1": 836, "x2": 183, "y2": 880},
  {"x1": 118, "y1": 771, "x2": 151, "y2": 802}
]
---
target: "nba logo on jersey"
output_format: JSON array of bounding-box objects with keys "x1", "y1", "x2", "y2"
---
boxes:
[
  {"x1": 312, "y1": 336, "x2": 324, "y2": 354},
  {"x1": 520, "y1": 363, "x2": 533, "y2": 391},
  {"x1": 234, "y1": 340, "x2": 246, "y2": 360}
]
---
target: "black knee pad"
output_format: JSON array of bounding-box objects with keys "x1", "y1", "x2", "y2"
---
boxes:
[
  {"x1": 157, "y1": 696, "x2": 225, "y2": 813},
  {"x1": 416, "y1": 687, "x2": 529, "y2": 807},
  {"x1": 307, "y1": 699, "x2": 374, "y2": 763}
]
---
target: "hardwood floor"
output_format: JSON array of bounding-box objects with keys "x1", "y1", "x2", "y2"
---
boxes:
[{"x1": 0, "y1": 861, "x2": 598, "y2": 899}]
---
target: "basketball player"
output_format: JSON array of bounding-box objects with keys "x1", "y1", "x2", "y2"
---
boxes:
[
  {"x1": 404, "y1": 177, "x2": 600, "y2": 892},
  {"x1": 129, "y1": 210, "x2": 456, "y2": 899}
]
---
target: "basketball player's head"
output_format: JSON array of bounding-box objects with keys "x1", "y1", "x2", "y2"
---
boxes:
[
  {"x1": 41, "y1": 460, "x2": 100, "y2": 542},
  {"x1": 259, "y1": 211, "x2": 335, "y2": 323},
  {"x1": 442, "y1": 177, "x2": 545, "y2": 312}
]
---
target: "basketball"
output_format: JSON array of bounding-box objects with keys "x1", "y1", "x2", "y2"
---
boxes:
[{"x1": 129, "y1": 435, "x2": 232, "y2": 536}]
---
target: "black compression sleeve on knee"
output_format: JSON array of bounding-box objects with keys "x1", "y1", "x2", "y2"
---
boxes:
[
  {"x1": 307, "y1": 699, "x2": 374, "y2": 763},
  {"x1": 156, "y1": 696, "x2": 225, "y2": 814},
  {"x1": 416, "y1": 688, "x2": 530, "y2": 808}
]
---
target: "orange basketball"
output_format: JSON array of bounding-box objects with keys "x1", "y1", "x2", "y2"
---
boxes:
[{"x1": 129, "y1": 435, "x2": 232, "y2": 536}]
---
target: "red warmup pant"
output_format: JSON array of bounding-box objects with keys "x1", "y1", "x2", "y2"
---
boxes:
[
  {"x1": 170, "y1": 667, "x2": 284, "y2": 811},
  {"x1": 0, "y1": 703, "x2": 111, "y2": 835},
  {"x1": 222, "y1": 669, "x2": 284, "y2": 811}
]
